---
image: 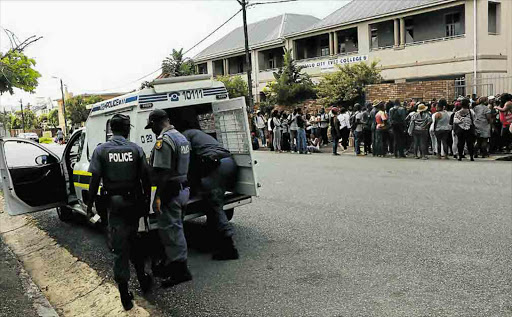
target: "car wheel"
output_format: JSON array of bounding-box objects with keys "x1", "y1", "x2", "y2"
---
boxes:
[
  {"x1": 225, "y1": 208, "x2": 234, "y2": 221},
  {"x1": 56, "y1": 206, "x2": 73, "y2": 222}
]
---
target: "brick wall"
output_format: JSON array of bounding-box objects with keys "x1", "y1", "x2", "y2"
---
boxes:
[{"x1": 366, "y1": 80, "x2": 455, "y2": 102}]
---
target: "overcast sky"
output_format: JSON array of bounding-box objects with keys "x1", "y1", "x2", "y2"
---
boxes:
[{"x1": 0, "y1": 0, "x2": 348, "y2": 111}]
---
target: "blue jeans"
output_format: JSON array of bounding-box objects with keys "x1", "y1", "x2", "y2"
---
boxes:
[
  {"x1": 258, "y1": 128, "x2": 266, "y2": 146},
  {"x1": 354, "y1": 130, "x2": 362, "y2": 154},
  {"x1": 297, "y1": 128, "x2": 307, "y2": 153}
]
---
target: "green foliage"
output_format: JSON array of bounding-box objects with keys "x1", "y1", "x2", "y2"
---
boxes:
[
  {"x1": 0, "y1": 50, "x2": 41, "y2": 95},
  {"x1": 35, "y1": 113, "x2": 48, "y2": 129},
  {"x1": 39, "y1": 137, "x2": 53, "y2": 144},
  {"x1": 48, "y1": 109, "x2": 59, "y2": 128},
  {"x1": 317, "y1": 60, "x2": 383, "y2": 106},
  {"x1": 161, "y1": 48, "x2": 195, "y2": 77},
  {"x1": 12, "y1": 109, "x2": 37, "y2": 129},
  {"x1": 66, "y1": 95, "x2": 103, "y2": 125},
  {"x1": 263, "y1": 49, "x2": 316, "y2": 106},
  {"x1": 216, "y1": 75, "x2": 248, "y2": 100}
]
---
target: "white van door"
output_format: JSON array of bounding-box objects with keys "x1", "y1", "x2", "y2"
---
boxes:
[
  {"x1": 212, "y1": 97, "x2": 259, "y2": 197},
  {"x1": 0, "y1": 139, "x2": 67, "y2": 215}
]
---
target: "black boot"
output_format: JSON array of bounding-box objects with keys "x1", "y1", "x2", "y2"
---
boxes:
[
  {"x1": 118, "y1": 283, "x2": 134, "y2": 311},
  {"x1": 137, "y1": 273, "x2": 153, "y2": 294},
  {"x1": 212, "y1": 236, "x2": 239, "y2": 261},
  {"x1": 161, "y1": 261, "x2": 192, "y2": 288}
]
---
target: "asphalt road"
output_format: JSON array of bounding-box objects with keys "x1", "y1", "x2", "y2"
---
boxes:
[{"x1": 6, "y1": 145, "x2": 512, "y2": 316}]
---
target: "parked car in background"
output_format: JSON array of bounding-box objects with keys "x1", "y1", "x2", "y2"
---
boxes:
[{"x1": 18, "y1": 133, "x2": 39, "y2": 143}]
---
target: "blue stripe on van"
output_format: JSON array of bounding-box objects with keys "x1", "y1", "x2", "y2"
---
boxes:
[{"x1": 125, "y1": 96, "x2": 138, "y2": 103}]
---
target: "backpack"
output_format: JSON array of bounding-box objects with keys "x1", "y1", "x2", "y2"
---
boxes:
[
  {"x1": 390, "y1": 107, "x2": 405, "y2": 125},
  {"x1": 270, "y1": 117, "x2": 275, "y2": 130},
  {"x1": 349, "y1": 113, "x2": 357, "y2": 130}
]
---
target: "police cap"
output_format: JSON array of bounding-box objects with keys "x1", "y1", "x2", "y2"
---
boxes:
[
  {"x1": 110, "y1": 114, "x2": 130, "y2": 132},
  {"x1": 145, "y1": 109, "x2": 168, "y2": 129}
]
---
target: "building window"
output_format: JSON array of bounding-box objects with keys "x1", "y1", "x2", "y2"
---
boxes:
[
  {"x1": 268, "y1": 52, "x2": 275, "y2": 69},
  {"x1": 405, "y1": 19, "x2": 414, "y2": 43},
  {"x1": 445, "y1": 12, "x2": 462, "y2": 37},
  {"x1": 370, "y1": 27, "x2": 378, "y2": 49},
  {"x1": 488, "y1": 2, "x2": 500, "y2": 34},
  {"x1": 320, "y1": 37, "x2": 329, "y2": 56}
]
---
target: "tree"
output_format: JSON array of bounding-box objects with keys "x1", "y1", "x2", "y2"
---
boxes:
[
  {"x1": 216, "y1": 75, "x2": 248, "y2": 99},
  {"x1": 0, "y1": 30, "x2": 42, "y2": 95},
  {"x1": 66, "y1": 95, "x2": 103, "y2": 125},
  {"x1": 161, "y1": 48, "x2": 195, "y2": 77},
  {"x1": 36, "y1": 113, "x2": 48, "y2": 129},
  {"x1": 13, "y1": 109, "x2": 36, "y2": 129},
  {"x1": 317, "y1": 60, "x2": 383, "y2": 106},
  {"x1": 48, "y1": 109, "x2": 59, "y2": 128},
  {"x1": 263, "y1": 49, "x2": 316, "y2": 106}
]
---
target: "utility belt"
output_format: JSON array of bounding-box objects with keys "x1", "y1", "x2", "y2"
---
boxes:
[
  {"x1": 102, "y1": 187, "x2": 142, "y2": 200},
  {"x1": 161, "y1": 179, "x2": 189, "y2": 201},
  {"x1": 199, "y1": 152, "x2": 231, "y2": 177}
]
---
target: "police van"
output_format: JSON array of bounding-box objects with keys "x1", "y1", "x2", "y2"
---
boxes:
[{"x1": 0, "y1": 75, "x2": 259, "y2": 230}]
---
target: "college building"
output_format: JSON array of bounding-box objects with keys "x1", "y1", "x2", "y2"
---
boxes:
[{"x1": 194, "y1": 0, "x2": 512, "y2": 102}]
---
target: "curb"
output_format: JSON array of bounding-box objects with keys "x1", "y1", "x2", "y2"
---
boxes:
[{"x1": 0, "y1": 197, "x2": 158, "y2": 317}]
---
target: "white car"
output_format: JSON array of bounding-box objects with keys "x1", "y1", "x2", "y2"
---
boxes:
[{"x1": 18, "y1": 132, "x2": 39, "y2": 143}]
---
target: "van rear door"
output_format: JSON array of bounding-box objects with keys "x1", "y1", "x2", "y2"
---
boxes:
[{"x1": 212, "y1": 97, "x2": 259, "y2": 196}]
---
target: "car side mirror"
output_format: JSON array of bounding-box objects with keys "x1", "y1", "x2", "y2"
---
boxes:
[{"x1": 35, "y1": 155, "x2": 49, "y2": 165}]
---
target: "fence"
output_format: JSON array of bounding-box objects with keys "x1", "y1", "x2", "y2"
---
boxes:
[{"x1": 454, "y1": 75, "x2": 512, "y2": 98}]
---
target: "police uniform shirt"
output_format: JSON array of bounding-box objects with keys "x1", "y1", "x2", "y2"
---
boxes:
[
  {"x1": 150, "y1": 126, "x2": 176, "y2": 170},
  {"x1": 89, "y1": 135, "x2": 146, "y2": 179},
  {"x1": 182, "y1": 129, "x2": 230, "y2": 158}
]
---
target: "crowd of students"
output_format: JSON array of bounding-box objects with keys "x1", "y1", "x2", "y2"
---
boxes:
[{"x1": 252, "y1": 93, "x2": 512, "y2": 161}]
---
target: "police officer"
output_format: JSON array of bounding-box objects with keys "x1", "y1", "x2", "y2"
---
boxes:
[
  {"x1": 145, "y1": 109, "x2": 192, "y2": 288},
  {"x1": 181, "y1": 128, "x2": 239, "y2": 260},
  {"x1": 87, "y1": 114, "x2": 152, "y2": 311}
]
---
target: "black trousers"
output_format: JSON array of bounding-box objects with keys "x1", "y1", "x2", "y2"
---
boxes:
[
  {"x1": 109, "y1": 196, "x2": 145, "y2": 285},
  {"x1": 392, "y1": 124, "x2": 405, "y2": 157},
  {"x1": 457, "y1": 130, "x2": 475, "y2": 158},
  {"x1": 435, "y1": 130, "x2": 450, "y2": 157},
  {"x1": 340, "y1": 127, "x2": 350, "y2": 150},
  {"x1": 320, "y1": 127, "x2": 329, "y2": 145},
  {"x1": 201, "y1": 157, "x2": 237, "y2": 240},
  {"x1": 363, "y1": 129, "x2": 372, "y2": 154}
]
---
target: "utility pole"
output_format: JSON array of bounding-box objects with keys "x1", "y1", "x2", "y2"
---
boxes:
[
  {"x1": 239, "y1": 0, "x2": 254, "y2": 111},
  {"x1": 19, "y1": 99, "x2": 25, "y2": 133},
  {"x1": 59, "y1": 78, "x2": 68, "y2": 136}
]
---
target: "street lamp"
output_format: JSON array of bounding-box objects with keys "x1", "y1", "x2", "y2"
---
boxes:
[{"x1": 52, "y1": 76, "x2": 69, "y2": 136}]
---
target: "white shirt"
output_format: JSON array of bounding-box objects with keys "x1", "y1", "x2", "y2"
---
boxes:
[
  {"x1": 337, "y1": 113, "x2": 351, "y2": 129},
  {"x1": 254, "y1": 116, "x2": 265, "y2": 129}
]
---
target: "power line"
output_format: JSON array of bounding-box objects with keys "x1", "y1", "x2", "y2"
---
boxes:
[
  {"x1": 90, "y1": 8, "x2": 243, "y2": 93},
  {"x1": 248, "y1": 0, "x2": 298, "y2": 7}
]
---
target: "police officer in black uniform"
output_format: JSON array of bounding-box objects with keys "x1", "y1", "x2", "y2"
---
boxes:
[
  {"x1": 182, "y1": 128, "x2": 239, "y2": 260},
  {"x1": 87, "y1": 114, "x2": 152, "y2": 311},
  {"x1": 145, "y1": 109, "x2": 193, "y2": 288}
]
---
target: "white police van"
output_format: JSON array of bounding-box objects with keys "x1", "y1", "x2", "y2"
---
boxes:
[{"x1": 0, "y1": 75, "x2": 259, "y2": 230}]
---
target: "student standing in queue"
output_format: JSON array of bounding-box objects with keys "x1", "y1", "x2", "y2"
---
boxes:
[
  {"x1": 146, "y1": 109, "x2": 193, "y2": 288},
  {"x1": 87, "y1": 114, "x2": 152, "y2": 311}
]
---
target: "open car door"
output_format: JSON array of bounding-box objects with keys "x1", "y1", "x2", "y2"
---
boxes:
[
  {"x1": 212, "y1": 97, "x2": 259, "y2": 196},
  {"x1": 0, "y1": 138, "x2": 67, "y2": 215}
]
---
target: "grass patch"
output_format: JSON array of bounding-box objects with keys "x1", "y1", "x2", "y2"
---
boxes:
[{"x1": 39, "y1": 137, "x2": 54, "y2": 144}]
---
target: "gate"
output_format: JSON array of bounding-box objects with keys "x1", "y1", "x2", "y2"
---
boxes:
[{"x1": 454, "y1": 75, "x2": 512, "y2": 98}]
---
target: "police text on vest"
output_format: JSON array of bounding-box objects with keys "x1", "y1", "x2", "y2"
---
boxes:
[{"x1": 109, "y1": 152, "x2": 134, "y2": 162}]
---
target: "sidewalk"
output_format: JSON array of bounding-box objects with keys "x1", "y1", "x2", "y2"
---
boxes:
[{"x1": 0, "y1": 237, "x2": 58, "y2": 317}]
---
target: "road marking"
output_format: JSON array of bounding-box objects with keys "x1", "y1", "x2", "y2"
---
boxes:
[{"x1": 0, "y1": 197, "x2": 159, "y2": 317}]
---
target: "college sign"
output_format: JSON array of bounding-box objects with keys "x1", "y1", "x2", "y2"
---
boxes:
[{"x1": 297, "y1": 55, "x2": 369, "y2": 73}]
